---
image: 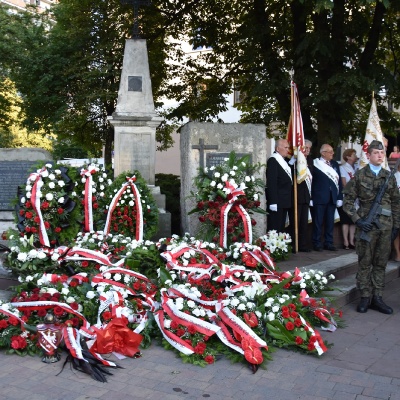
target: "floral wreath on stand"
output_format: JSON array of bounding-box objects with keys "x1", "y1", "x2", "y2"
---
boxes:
[
  {"x1": 98, "y1": 171, "x2": 159, "y2": 241},
  {"x1": 189, "y1": 152, "x2": 266, "y2": 248}
]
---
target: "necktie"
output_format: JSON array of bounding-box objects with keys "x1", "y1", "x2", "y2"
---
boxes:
[{"x1": 325, "y1": 160, "x2": 331, "y2": 167}]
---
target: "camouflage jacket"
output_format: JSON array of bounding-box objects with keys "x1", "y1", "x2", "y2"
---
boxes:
[{"x1": 343, "y1": 164, "x2": 400, "y2": 230}]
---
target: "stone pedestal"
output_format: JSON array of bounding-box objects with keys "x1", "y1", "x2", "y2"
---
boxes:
[
  {"x1": 180, "y1": 122, "x2": 267, "y2": 239},
  {"x1": 109, "y1": 39, "x2": 170, "y2": 239}
]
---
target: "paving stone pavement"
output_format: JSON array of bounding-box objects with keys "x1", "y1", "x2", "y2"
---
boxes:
[{"x1": 0, "y1": 250, "x2": 399, "y2": 400}]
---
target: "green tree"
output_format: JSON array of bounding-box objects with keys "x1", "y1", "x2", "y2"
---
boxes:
[{"x1": 152, "y1": 0, "x2": 400, "y2": 146}]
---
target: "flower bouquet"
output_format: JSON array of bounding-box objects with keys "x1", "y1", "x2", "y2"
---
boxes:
[
  {"x1": 99, "y1": 171, "x2": 159, "y2": 241},
  {"x1": 189, "y1": 152, "x2": 266, "y2": 247},
  {"x1": 256, "y1": 231, "x2": 292, "y2": 261}
]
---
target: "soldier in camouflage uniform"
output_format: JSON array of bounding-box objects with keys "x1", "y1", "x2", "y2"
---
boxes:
[{"x1": 343, "y1": 140, "x2": 400, "y2": 314}]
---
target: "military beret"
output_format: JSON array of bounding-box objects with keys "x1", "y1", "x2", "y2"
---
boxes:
[{"x1": 368, "y1": 140, "x2": 384, "y2": 151}]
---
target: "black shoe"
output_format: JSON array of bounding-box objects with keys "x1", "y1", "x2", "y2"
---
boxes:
[
  {"x1": 298, "y1": 248, "x2": 312, "y2": 252},
  {"x1": 324, "y1": 244, "x2": 337, "y2": 251},
  {"x1": 313, "y1": 245, "x2": 323, "y2": 252},
  {"x1": 369, "y1": 296, "x2": 393, "y2": 314},
  {"x1": 357, "y1": 297, "x2": 370, "y2": 313}
]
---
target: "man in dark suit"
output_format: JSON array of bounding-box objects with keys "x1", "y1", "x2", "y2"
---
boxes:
[
  {"x1": 266, "y1": 139, "x2": 293, "y2": 233},
  {"x1": 296, "y1": 140, "x2": 313, "y2": 252},
  {"x1": 311, "y1": 144, "x2": 343, "y2": 251}
]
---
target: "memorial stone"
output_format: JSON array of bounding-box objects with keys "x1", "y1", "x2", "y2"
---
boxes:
[
  {"x1": 0, "y1": 148, "x2": 52, "y2": 234},
  {"x1": 180, "y1": 122, "x2": 267, "y2": 239}
]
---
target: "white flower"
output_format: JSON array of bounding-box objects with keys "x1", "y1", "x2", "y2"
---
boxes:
[
  {"x1": 86, "y1": 291, "x2": 96, "y2": 299},
  {"x1": 267, "y1": 312, "x2": 275, "y2": 321},
  {"x1": 58, "y1": 197, "x2": 65, "y2": 204},
  {"x1": 255, "y1": 310, "x2": 262, "y2": 318},
  {"x1": 187, "y1": 300, "x2": 196, "y2": 308},
  {"x1": 41, "y1": 170, "x2": 49, "y2": 178},
  {"x1": 51, "y1": 253, "x2": 60, "y2": 261},
  {"x1": 221, "y1": 174, "x2": 228, "y2": 182},
  {"x1": 164, "y1": 319, "x2": 171, "y2": 329},
  {"x1": 210, "y1": 181, "x2": 216, "y2": 187},
  {"x1": 104, "y1": 272, "x2": 111, "y2": 279},
  {"x1": 55, "y1": 169, "x2": 61, "y2": 175},
  {"x1": 17, "y1": 253, "x2": 28, "y2": 262},
  {"x1": 58, "y1": 180, "x2": 65, "y2": 187},
  {"x1": 217, "y1": 183, "x2": 223, "y2": 189},
  {"x1": 229, "y1": 170, "x2": 236, "y2": 176},
  {"x1": 272, "y1": 305, "x2": 280, "y2": 313},
  {"x1": 46, "y1": 193, "x2": 53, "y2": 201},
  {"x1": 237, "y1": 303, "x2": 246, "y2": 311},
  {"x1": 28, "y1": 249, "x2": 38, "y2": 258},
  {"x1": 37, "y1": 251, "x2": 47, "y2": 260},
  {"x1": 300, "y1": 282, "x2": 306, "y2": 288},
  {"x1": 25, "y1": 275, "x2": 34, "y2": 282},
  {"x1": 48, "y1": 173, "x2": 55, "y2": 180},
  {"x1": 46, "y1": 288, "x2": 59, "y2": 296},
  {"x1": 26, "y1": 192, "x2": 31, "y2": 198},
  {"x1": 253, "y1": 194, "x2": 258, "y2": 200},
  {"x1": 214, "y1": 172, "x2": 221, "y2": 178},
  {"x1": 315, "y1": 273, "x2": 321, "y2": 280},
  {"x1": 61, "y1": 288, "x2": 69, "y2": 295},
  {"x1": 175, "y1": 302, "x2": 184, "y2": 310},
  {"x1": 66, "y1": 296, "x2": 75, "y2": 304},
  {"x1": 328, "y1": 274, "x2": 335, "y2": 280},
  {"x1": 114, "y1": 273, "x2": 122, "y2": 282}
]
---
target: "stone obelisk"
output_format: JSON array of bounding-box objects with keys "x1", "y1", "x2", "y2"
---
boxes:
[{"x1": 109, "y1": 2, "x2": 170, "y2": 238}]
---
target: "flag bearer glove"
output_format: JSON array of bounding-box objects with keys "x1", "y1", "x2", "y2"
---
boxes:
[
  {"x1": 356, "y1": 218, "x2": 373, "y2": 232},
  {"x1": 336, "y1": 200, "x2": 343, "y2": 207},
  {"x1": 288, "y1": 156, "x2": 296, "y2": 165},
  {"x1": 269, "y1": 204, "x2": 278, "y2": 212},
  {"x1": 391, "y1": 227, "x2": 400, "y2": 243}
]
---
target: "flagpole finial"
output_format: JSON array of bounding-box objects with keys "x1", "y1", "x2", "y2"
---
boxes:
[
  {"x1": 289, "y1": 68, "x2": 294, "y2": 81},
  {"x1": 372, "y1": 91, "x2": 375, "y2": 99}
]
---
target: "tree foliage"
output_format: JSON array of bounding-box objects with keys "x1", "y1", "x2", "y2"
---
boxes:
[
  {"x1": 1, "y1": 0, "x2": 400, "y2": 157},
  {"x1": 150, "y1": 0, "x2": 400, "y2": 147}
]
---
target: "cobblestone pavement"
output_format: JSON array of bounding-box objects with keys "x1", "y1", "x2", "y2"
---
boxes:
[{"x1": 0, "y1": 276, "x2": 399, "y2": 400}]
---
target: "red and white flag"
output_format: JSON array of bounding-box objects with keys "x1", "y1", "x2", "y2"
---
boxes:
[
  {"x1": 359, "y1": 97, "x2": 388, "y2": 170},
  {"x1": 286, "y1": 82, "x2": 308, "y2": 183}
]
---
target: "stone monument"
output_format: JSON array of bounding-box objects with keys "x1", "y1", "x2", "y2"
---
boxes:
[
  {"x1": 108, "y1": 1, "x2": 170, "y2": 238},
  {"x1": 0, "y1": 148, "x2": 52, "y2": 235},
  {"x1": 180, "y1": 122, "x2": 267, "y2": 239}
]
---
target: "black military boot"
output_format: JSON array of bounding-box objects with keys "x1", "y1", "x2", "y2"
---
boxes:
[
  {"x1": 369, "y1": 296, "x2": 393, "y2": 314},
  {"x1": 356, "y1": 297, "x2": 370, "y2": 313}
]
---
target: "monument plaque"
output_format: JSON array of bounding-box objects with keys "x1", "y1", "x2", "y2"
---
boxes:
[
  {"x1": 0, "y1": 161, "x2": 38, "y2": 210},
  {"x1": 206, "y1": 153, "x2": 252, "y2": 169},
  {"x1": 128, "y1": 76, "x2": 142, "y2": 91}
]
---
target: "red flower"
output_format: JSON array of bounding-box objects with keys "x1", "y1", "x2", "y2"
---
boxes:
[
  {"x1": 53, "y1": 306, "x2": 64, "y2": 316},
  {"x1": 70, "y1": 302, "x2": 79, "y2": 311},
  {"x1": 31, "y1": 227, "x2": 37, "y2": 233},
  {"x1": 170, "y1": 321, "x2": 179, "y2": 330},
  {"x1": 204, "y1": 355, "x2": 215, "y2": 364},
  {"x1": 25, "y1": 212, "x2": 33, "y2": 219},
  {"x1": 25, "y1": 201, "x2": 32, "y2": 208},
  {"x1": 243, "y1": 312, "x2": 258, "y2": 328},
  {"x1": 339, "y1": 310, "x2": 343, "y2": 318},
  {"x1": 281, "y1": 310, "x2": 290, "y2": 319},
  {"x1": 8, "y1": 316, "x2": 19, "y2": 326},
  {"x1": 295, "y1": 336, "x2": 304, "y2": 345},
  {"x1": 0, "y1": 320, "x2": 8, "y2": 329},
  {"x1": 41, "y1": 201, "x2": 50, "y2": 209},
  {"x1": 69, "y1": 280, "x2": 78, "y2": 287},
  {"x1": 194, "y1": 342, "x2": 206, "y2": 355},
  {"x1": 34, "y1": 216, "x2": 40, "y2": 223},
  {"x1": 93, "y1": 203, "x2": 99, "y2": 209},
  {"x1": 71, "y1": 317, "x2": 80, "y2": 327},
  {"x1": 294, "y1": 318, "x2": 302, "y2": 328},
  {"x1": 37, "y1": 309, "x2": 47, "y2": 317},
  {"x1": 57, "y1": 208, "x2": 64, "y2": 214},
  {"x1": 55, "y1": 227, "x2": 62, "y2": 233},
  {"x1": 307, "y1": 342, "x2": 315, "y2": 351},
  {"x1": 176, "y1": 328, "x2": 185, "y2": 337},
  {"x1": 285, "y1": 321, "x2": 295, "y2": 331},
  {"x1": 25, "y1": 226, "x2": 31, "y2": 233},
  {"x1": 44, "y1": 221, "x2": 50, "y2": 229},
  {"x1": 81, "y1": 261, "x2": 89, "y2": 268},
  {"x1": 102, "y1": 311, "x2": 112, "y2": 321},
  {"x1": 11, "y1": 336, "x2": 27, "y2": 350},
  {"x1": 290, "y1": 311, "x2": 298, "y2": 318},
  {"x1": 187, "y1": 325, "x2": 197, "y2": 335}
]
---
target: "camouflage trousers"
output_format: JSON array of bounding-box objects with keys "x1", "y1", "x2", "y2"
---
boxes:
[{"x1": 355, "y1": 227, "x2": 391, "y2": 297}]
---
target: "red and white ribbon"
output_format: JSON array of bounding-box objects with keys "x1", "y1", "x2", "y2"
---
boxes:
[
  {"x1": 104, "y1": 176, "x2": 143, "y2": 241},
  {"x1": 28, "y1": 168, "x2": 50, "y2": 247},
  {"x1": 81, "y1": 168, "x2": 94, "y2": 232},
  {"x1": 219, "y1": 182, "x2": 252, "y2": 248}
]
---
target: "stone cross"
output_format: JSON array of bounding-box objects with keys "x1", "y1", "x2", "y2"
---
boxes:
[
  {"x1": 191, "y1": 138, "x2": 219, "y2": 170},
  {"x1": 121, "y1": 0, "x2": 151, "y2": 38}
]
